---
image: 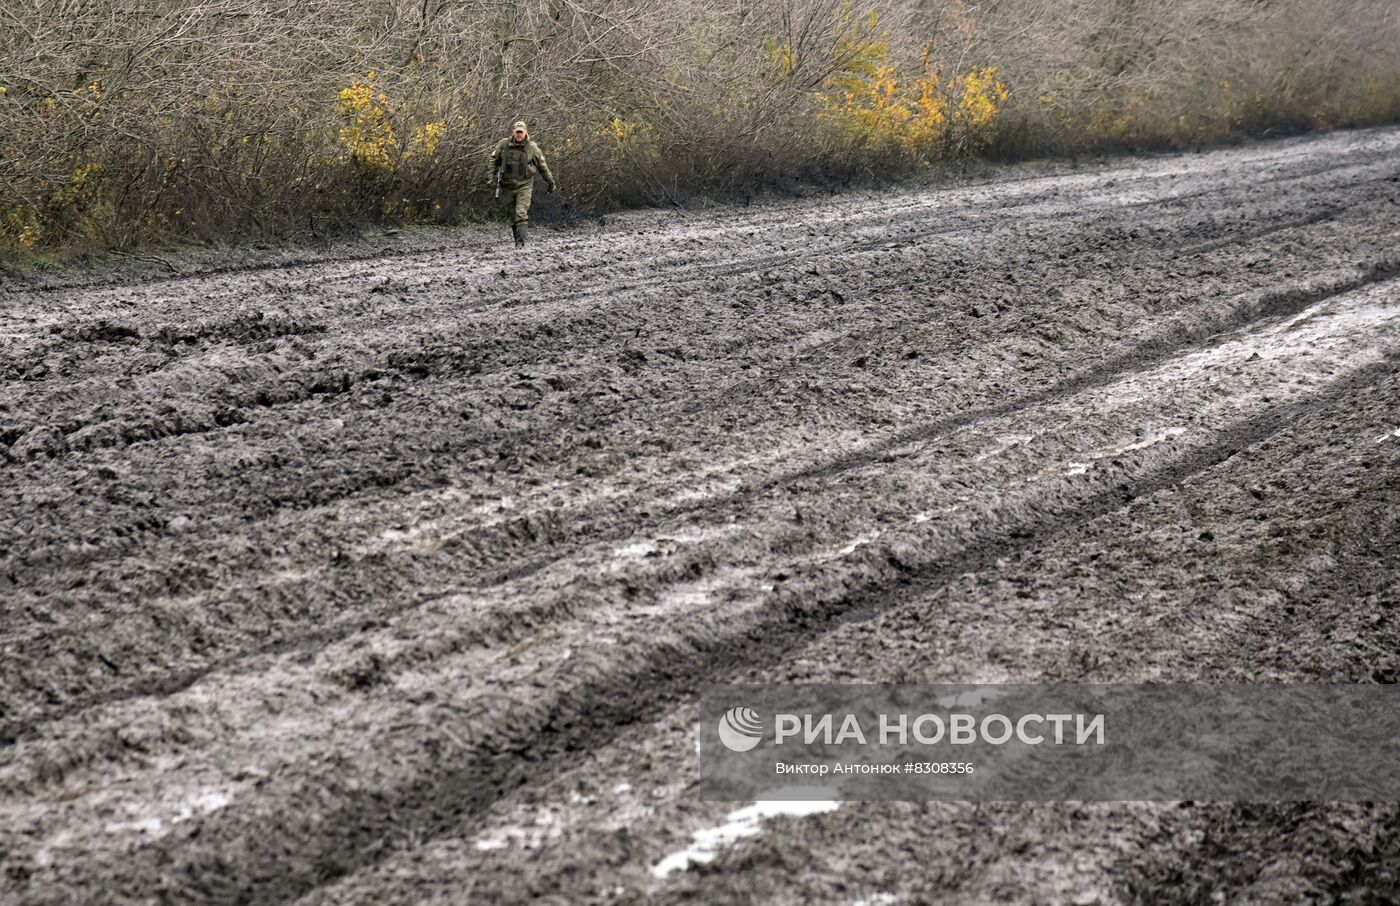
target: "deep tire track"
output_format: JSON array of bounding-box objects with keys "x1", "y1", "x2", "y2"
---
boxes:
[
  {"x1": 34, "y1": 352, "x2": 1399, "y2": 906},
  {"x1": 3, "y1": 260, "x2": 1394, "y2": 747}
]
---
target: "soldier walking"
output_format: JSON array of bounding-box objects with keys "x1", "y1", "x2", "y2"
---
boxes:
[{"x1": 490, "y1": 120, "x2": 558, "y2": 248}]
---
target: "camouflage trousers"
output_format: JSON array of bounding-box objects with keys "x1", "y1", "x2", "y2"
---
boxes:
[{"x1": 501, "y1": 181, "x2": 534, "y2": 225}]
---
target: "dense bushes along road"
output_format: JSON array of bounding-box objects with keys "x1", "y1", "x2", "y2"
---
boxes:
[{"x1": 2, "y1": 0, "x2": 1399, "y2": 255}]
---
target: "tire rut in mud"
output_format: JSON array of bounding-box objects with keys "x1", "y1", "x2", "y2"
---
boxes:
[
  {"x1": 10, "y1": 337, "x2": 1396, "y2": 905},
  {"x1": 3, "y1": 255, "x2": 1395, "y2": 748},
  {"x1": 5, "y1": 167, "x2": 1396, "y2": 735}
]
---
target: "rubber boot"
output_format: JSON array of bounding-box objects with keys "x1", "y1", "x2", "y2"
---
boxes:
[{"x1": 514, "y1": 221, "x2": 528, "y2": 248}]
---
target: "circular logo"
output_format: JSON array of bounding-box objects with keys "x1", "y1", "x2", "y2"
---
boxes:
[{"x1": 717, "y1": 706, "x2": 763, "y2": 752}]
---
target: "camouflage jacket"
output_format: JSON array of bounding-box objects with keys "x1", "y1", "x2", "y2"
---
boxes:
[{"x1": 491, "y1": 137, "x2": 556, "y2": 188}]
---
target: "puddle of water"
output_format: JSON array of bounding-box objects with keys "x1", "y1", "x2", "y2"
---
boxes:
[
  {"x1": 1043, "y1": 426, "x2": 1189, "y2": 481},
  {"x1": 472, "y1": 803, "x2": 570, "y2": 853},
  {"x1": 851, "y1": 895, "x2": 899, "y2": 906},
  {"x1": 661, "y1": 588, "x2": 711, "y2": 608},
  {"x1": 837, "y1": 532, "x2": 880, "y2": 557},
  {"x1": 652, "y1": 789, "x2": 841, "y2": 878},
  {"x1": 615, "y1": 540, "x2": 658, "y2": 558},
  {"x1": 101, "y1": 787, "x2": 232, "y2": 839},
  {"x1": 1113, "y1": 426, "x2": 1189, "y2": 453}
]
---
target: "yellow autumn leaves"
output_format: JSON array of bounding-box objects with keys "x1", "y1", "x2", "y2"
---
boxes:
[
  {"x1": 3, "y1": 163, "x2": 106, "y2": 249},
  {"x1": 336, "y1": 72, "x2": 446, "y2": 173},
  {"x1": 806, "y1": 14, "x2": 1009, "y2": 157}
]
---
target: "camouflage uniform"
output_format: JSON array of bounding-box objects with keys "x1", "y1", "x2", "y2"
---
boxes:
[{"x1": 491, "y1": 121, "x2": 557, "y2": 243}]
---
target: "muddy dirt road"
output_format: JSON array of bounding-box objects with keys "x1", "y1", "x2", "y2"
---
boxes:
[{"x1": 3, "y1": 125, "x2": 1400, "y2": 904}]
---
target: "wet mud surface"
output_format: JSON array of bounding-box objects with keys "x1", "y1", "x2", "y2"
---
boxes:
[{"x1": 3, "y1": 126, "x2": 1400, "y2": 904}]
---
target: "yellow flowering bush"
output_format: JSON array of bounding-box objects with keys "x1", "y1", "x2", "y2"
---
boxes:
[
  {"x1": 903, "y1": 58, "x2": 948, "y2": 149},
  {"x1": 816, "y1": 11, "x2": 1008, "y2": 159},
  {"x1": 599, "y1": 116, "x2": 649, "y2": 143},
  {"x1": 408, "y1": 119, "x2": 446, "y2": 158},
  {"x1": 334, "y1": 72, "x2": 446, "y2": 173},
  {"x1": 956, "y1": 66, "x2": 1009, "y2": 131},
  {"x1": 337, "y1": 74, "x2": 399, "y2": 171}
]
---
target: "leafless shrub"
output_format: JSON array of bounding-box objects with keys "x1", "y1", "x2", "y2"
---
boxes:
[{"x1": 0, "y1": 0, "x2": 1396, "y2": 252}]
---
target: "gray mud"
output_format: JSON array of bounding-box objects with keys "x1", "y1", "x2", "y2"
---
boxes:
[{"x1": 2, "y1": 126, "x2": 1400, "y2": 905}]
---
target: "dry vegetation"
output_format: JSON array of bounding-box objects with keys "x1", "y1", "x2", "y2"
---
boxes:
[{"x1": 2, "y1": 0, "x2": 1398, "y2": 253}]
